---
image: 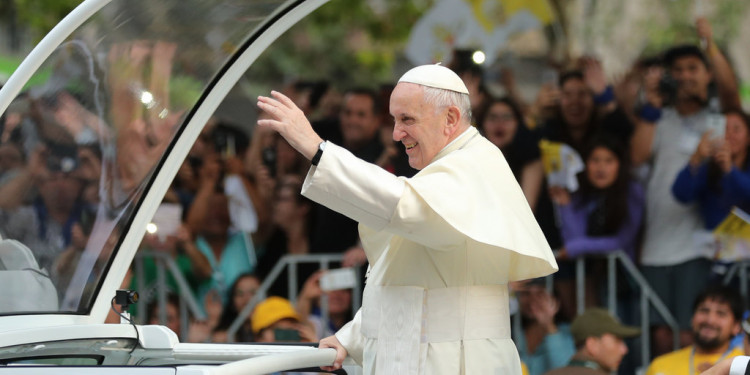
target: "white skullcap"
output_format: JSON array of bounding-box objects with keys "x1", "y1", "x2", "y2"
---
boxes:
[{"x1": 398, "y1": 64, "x2": 469, "y2": 94}]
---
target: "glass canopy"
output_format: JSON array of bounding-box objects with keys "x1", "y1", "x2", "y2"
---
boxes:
[{"x1": 0, "y1": 0, "x2": 297, "y2": 316}]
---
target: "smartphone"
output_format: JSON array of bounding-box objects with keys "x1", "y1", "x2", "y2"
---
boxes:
[
  {"x1": 149, "y1": 203, "x2": 183, "y2": 241},
  {"x1": 542, "y1": 69, "x2": 559, "y2": 87},
  {"x1": 319, "y1": 268, "x2": 358, "y2": 292},
  {"x1": 706, "y1": 115, "x2": 726, "y2": 142},
  {"x1": 273, "y1": 328, "x2": 300, "y2": 342},
  {"x1": 261, "y1": 146, "x2": 276, "y2": 177}
]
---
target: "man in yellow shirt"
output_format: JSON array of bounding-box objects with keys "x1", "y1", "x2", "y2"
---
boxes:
[{"x1": 646, "y1": 285, "x2": 744, "y2": 375}]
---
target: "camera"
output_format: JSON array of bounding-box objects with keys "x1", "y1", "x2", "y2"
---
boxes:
[
  {"x1": 261, "y1": 146, "x2": 276, "y2": 177},
  {"x1": 658, "y1": 74, "x2": 678, "y2": 105},
  {"x1": 115, "y1": 289, "x2": 139, "y2": 309}
]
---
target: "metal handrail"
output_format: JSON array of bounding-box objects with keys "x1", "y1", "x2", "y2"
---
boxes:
[
  {"x1": 723, "y1": 260, "x2": 750, "y2": 298},
  {"x1": 513, "y1": 250, "x2": 680, "y2": 370},
  {"x1": 226, "y1": 253, "x2": 362, "y2": 342},
  {"x1": 133, "y1": 251, "x2": 207, "y2": 339}
]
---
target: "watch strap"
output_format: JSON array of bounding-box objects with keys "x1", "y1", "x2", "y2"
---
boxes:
[{"x1": 311, "y1": 141, "x2": 325, "y2": 166}]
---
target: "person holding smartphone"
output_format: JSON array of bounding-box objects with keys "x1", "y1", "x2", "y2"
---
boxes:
[
  {"x1": 631, "y1": 18, "x2": 742, "y2": 357},
  {"x1": 250, "y1": 296, "x2": 316, "y2": 343},
  {"x1": 672, "y1": 110, "x2": 750, "y2": 230}
]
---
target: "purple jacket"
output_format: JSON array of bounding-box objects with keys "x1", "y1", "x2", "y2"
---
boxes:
[{"x1": 558, "y1": 182, "x2": 644, "y2": 260}]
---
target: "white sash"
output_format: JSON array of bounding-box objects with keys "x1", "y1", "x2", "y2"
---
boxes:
[{"x1": 360, "y1": 285, "x2": 511, "y2": 374}]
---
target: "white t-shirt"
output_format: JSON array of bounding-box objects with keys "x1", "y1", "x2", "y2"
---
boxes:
[{"x1": 640, "y1": 107, "x2": 724, "y2": 266}]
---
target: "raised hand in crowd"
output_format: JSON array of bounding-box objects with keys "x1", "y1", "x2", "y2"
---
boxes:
[
  {"x1": 341, "y1": 245, "x2": 367, "y2": 268},
  {"x1": 200, "y1": 153, "x2": 222, "y2": 187},
  {"x1": 689, "y1": 131, "x2": 718, "y2": 168},
  {"x1": 187, "y1": 318, "x2": 213, "y2": 343},
  {"x1": 713, "y1": 141, "x2": 733, "y2": 174},
  {"x1": 185, "y1": 152, "x2": 222, "y2": 235},
  {"x1": 187, "y1": 289, "x2": 224, "y2": 343},
  {"x1": 548, "y1": 186, "x2": 571, "y2": 206},
  {"x1": 695, "y1": 17, "x2": 741, "y2": 112},
  {"x1": 582, "y1": 57, "x2": 607, "y2": 95},
  {"x1": 297, "y1": 270, "x2": 324, "y2": 320},
  {"x1": 528, "y1": 287, "x2": 561, "y2": 334},
  {"x1": 0, "y1": 145, "x2": 48, "y2": 210},
  {"x1": 175, "y1": 224, "x2": 212, "y2": 281},
  {"x1": 581, "y1": 56, "x2": 616, "y2": 113},
  {"x1": 642, "y1": 64, "x2": 665, "y2": 109},
  {"x1": 530, "y1": 81, "x2": 560, "y2": 123}
]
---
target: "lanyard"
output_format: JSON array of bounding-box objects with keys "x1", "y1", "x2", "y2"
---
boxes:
[{"x1": 689, "y1": 346, "x2": 732, "y2": 375}]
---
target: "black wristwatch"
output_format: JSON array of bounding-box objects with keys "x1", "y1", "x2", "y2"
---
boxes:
[{"x1": 311, "y1": 141, "x2": 326, "y2": 166}]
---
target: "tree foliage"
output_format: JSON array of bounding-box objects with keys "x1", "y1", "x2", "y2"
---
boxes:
[
  {"x1": 247, "y1": 0, "x2": 430, "y2": 90},
  {"x1": 12, "y1": 0, "x2": 80, "y2": 40}
]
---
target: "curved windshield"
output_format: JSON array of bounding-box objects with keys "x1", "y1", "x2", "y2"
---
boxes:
[{"x1": 0, "y1": 0, "x2": 285, "y2": 314}]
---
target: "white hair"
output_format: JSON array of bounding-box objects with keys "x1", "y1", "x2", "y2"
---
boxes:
[{"x1": 421, "y1": 86, "x2": 472, "y2": 125}]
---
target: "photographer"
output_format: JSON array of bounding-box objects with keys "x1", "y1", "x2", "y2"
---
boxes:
[
  {"x1": 630, "y1": 17, "x2": 742, "y2": 356},
  {"x1": 183, "y1": 120, "x2": 269, "y2": 239},
  {"x1": 244, "y1": 121, "x2": 308, "y2": 248},
  {"x1": 297, "y1": 270, "x2": 354, "y2": 340},
  {"x1": 0, "y1": 143, "x2": 85, "y2": 274},
  {"x1": 185, "y1": 150, "x2": 257, "y2": 311}
]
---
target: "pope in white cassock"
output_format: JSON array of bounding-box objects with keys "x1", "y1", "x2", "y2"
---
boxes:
[{"x1": 257, "y1": 64, "x2": 558, "y2": 375}]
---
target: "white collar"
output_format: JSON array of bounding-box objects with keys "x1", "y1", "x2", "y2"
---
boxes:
[
  {"x1": 430, "y1": 126, "x2": 477, "y2": 165},
  {"x1": 442, "y1": 126, "x2": 472, "y2": 150}
]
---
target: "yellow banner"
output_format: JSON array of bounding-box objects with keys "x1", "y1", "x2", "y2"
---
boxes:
[
  {"x1": 539, "y1": 139, "x2": 563, "y2": 175},
  {"x1": 714, "y1": 208, "x2": 750, "y2": 241},
  {"x1": 713, "y1": 208, "x2": 750, "y2": 260}
]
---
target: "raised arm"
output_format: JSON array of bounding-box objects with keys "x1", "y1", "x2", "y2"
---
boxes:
[
  {"x1": 630, "y1": 65, "x2": 664, "y2": 167},
  {"x1": 0, "y1": 147, "x2": 47, "y2": 210},
  {"x1": 697, "y1": 18, "x2": 741, "y2": 112},
  {"x1": 257, "y1": 91, "x2": 464, "y2": 251}
]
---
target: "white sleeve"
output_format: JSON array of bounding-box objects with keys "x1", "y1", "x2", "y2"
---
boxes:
[
  {"x1": 335, "y1": 308, "x2": 365, "y2": 366},
  {"x1": 302, "y1": 142, "x2": 467, "y2": 251},
  {"x1": 302, "y1": 142, "x2": 405, "y2": 230},
  {"x1": 730, "y1": 356, "x2": 750, "y2": 375}
]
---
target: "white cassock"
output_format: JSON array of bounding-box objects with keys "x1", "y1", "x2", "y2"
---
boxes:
[{"x1": 302, "y1": 126, "x2": 558, "y2": 375}]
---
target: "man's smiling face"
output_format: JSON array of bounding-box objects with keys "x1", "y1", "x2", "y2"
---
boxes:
[{"x1": 390, "y1": 83, "x2": 451, "y2": 170}]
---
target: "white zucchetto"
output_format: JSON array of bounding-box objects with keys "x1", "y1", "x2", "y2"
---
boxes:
[{"x1": 398, "y1": 64, "x2": 469, "y2": 95}]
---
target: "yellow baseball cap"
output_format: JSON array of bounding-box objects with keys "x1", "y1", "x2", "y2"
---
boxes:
[{"x1": 251, "y1": 296, "x2": 300, "y2": 334}]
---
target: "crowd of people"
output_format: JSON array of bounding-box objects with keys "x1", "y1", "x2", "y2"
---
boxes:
[{"x1": 1, "y1": 16, "x2": 750, "y2": 374}]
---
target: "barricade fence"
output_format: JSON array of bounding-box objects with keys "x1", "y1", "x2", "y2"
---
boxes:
[
  {"x1": 134, "y1": 250, "x2": 750, "y2": 369},
  {"x1": 132, "y1": 252, "x2": 359, "y2": 342},
  {"x1": 133, "y1": 251, "x2": 207, "y2": 339}
]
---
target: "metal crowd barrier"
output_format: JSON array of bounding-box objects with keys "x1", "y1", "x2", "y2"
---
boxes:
[
  {"x1": 136, "y1": 247, "x2": 700, "y2": 370},
  {"x1": 513, "y1": 250, "x2": 680, "y2": 370},
  {"x1": 226, "y1": 253, "x2": 362, "y2": 342},
  {"x1": 723, "y1": 260, "x2": 750, "y2": 298},
  {"x1": 133, "y1": 251, "x2": 207, "y2": 339}
]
